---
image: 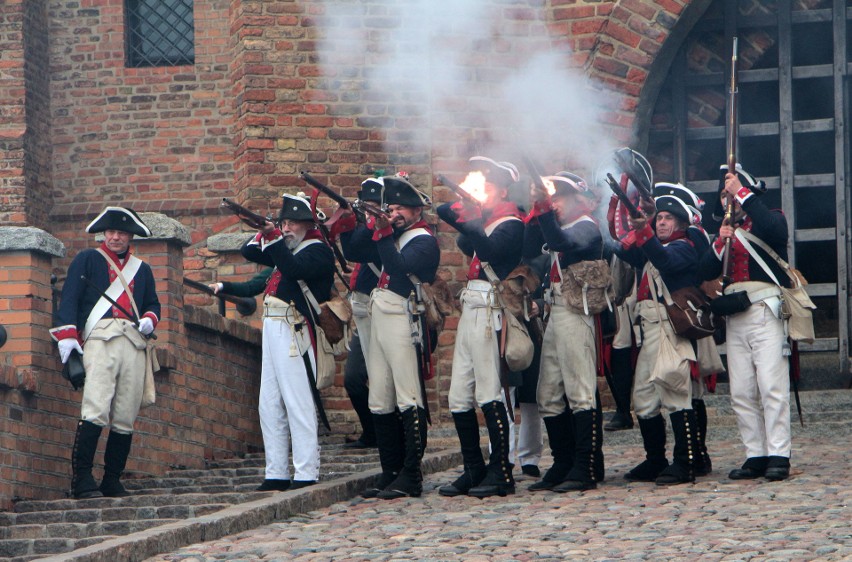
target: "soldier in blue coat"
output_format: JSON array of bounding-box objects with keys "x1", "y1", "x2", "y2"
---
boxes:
[
  {"x1": 241, "y1": 193, "x2": 336, "y2": 492},
  {"x1": 615, "y1": 187, "x2": 702, "y2": 485},
  {"x1": 51, "y1": 207, "x2": 160, "y2": 499}
]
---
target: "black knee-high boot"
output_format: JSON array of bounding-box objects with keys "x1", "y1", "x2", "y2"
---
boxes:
[
  {"x1": 362, "y1": 411, "x2": 405, "y2": 498},
  {"x1": 100, "y1": 430, "x2": 133, "y2": 497},
  {"x1": 439, "y1": 409, "x2": 486, "y2": 496},
  {"x1": 656, "y1": 409, "x2": 697, "y2": 486},
  {"x1": 553, "y1": 409, "x2": 598, "y2": 492},
  {"x1": 624, "y1": 414, "x2": 669, "y2": 481},
  {"x1": 605, "y1": 347, "x2": 635, "y2": 431},
  {"x1": 529, "y1": 409, "x2": 575, "y2": 491},
  {"x1": 692, "y1": 399, "x2": 711, "y2": 475},
  {"x1": 594, "y1": 390, "x2": 605, "y2": 482},
  {"x1": 378, "y1": 407, "x2": 426, "y2": 499},
  {"x1": 468, "y1": 400, "x2": 515, "y2": 498},
  {"x1": 72, "y1": 420, "x2": 104, "y2": 499}
]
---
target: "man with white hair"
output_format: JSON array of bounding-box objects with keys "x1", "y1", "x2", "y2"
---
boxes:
[
  {"x1": 241, "y1": 193, "x2": 335, "y2": 492},
  {"x1": 51, "y1": 207, "x2": 160, "y2": 499}
]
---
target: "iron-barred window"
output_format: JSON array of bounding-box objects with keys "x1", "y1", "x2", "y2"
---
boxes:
[{"x1": 125, "y1": 0, "x2": 194, "y2": 68}]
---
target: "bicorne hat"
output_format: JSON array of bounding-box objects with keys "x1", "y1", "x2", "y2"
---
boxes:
[
  {"x1": 469, "y1": 156, "x2": 520, "y2": 188},
  {"x1": 280, "y1": 192, "x2": 322, "y2": 222},
  {"x1": 358, "y1": 177, "x2": 384, "y2": 203},
  {"x1": 86, "y1": 207, "x2": 151, "y2": 237},
  {"x1": 654, "y1": 182, "x2": 704, "y2": 225},
  {"x1": 712, "y1": 163, "x2": 767, "y2": 221},
  {"x1": 382, "y1": 175, "x2": 431, "y2": 208}
]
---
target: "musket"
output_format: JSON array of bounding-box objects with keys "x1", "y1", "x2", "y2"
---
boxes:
[
  {"x1": 521, "y1": 154, "x2": 550, "y2": 197},
  {"x1": 79, "y1": 275, "x2": 157, "y2": 340},
  {"x1": 182, "y1": 277, "x2": 258, "y2": 317},
  {"x1": 605, "y1": 173, "x2": 642, "y2": 219},
  {"x1": 612, "y1": 148, "x2": 654, "y2": 205},
  {"x1": 294, "y1": 173, "x2": 351, "y2": 274},
  {"x1": 436, "y1": 174, "x2": 481, "y2": 207},
  {"x1": 221, "y1": 198, "x2": 274, "y2": 230},
  {"x1": 300, "y1": 171, "x2": 389, "y2": 219},
  {"x1": 293, "y1": 322, "x2": 331, "y2": 431},
  {"x1": 407, "y1": 287, "x2": 433, "y2": 425},
  {"x1": 721, "y1": 37, "x2": 739, "y2": 287}
]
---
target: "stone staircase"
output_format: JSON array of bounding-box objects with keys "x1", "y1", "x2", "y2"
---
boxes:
[
  {"x1": 1, "y1": 391, "x2": 849, "y2": 561},
  {"x1": 0, "y1": 434, "x2": 460, "y2": 562}
]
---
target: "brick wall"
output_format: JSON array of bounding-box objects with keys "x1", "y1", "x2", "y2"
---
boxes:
[
  {"x1": 0, "y1": 0, "x2": 719, "y2": 502},
  {"x1": 0, "y1": 227, "x2": 267, "y2": 508},
  {"x1": 0, "y1": 0, "x2": 26, "y2": 226}
]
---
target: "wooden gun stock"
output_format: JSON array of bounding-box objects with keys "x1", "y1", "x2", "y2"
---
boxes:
[
  {"x1": 182, "y1": 277, "x2": 258, "y2": 316},
  {"x1": 221, "y1": 198, "x2": 272, "y2": 230}
]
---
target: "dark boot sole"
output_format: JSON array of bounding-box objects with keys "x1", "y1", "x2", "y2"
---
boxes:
[
  {"x1": 468, "y1": 486, "x2": 515, "y2": 498},
  {"x1": 73, "y1": 490, "x2": 104, "y2": 499},
  {"x1": 552, "y1": 481, "x2": 596, "y2": 493},
  {"x1": 377, "y1": 489, "x2": 422, "y2": 499}
]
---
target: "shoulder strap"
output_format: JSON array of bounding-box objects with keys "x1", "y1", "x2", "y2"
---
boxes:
[
  {"x1": 297, "y1": 280, "x2": 323, "y2": 316},
  {"x1": 733, "y1": 229, "x2": 783, "y2": 286},
  {"x1": 96, "y1": 248, "x2": 142, "y2": 319},
  {"x1": 398, "y1": 227, "x2": 431, "y2": 250}
]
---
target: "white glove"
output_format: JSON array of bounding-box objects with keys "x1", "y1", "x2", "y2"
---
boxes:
[
  {"x1": 138, "y1": 317, "x2": 155, "y2": 336},
  {"x1": 58, "y1": 338, "x2": 83, "y2": 364},
  {"x1": 209, "y1": 282, "x2": 224, "y2": 294}
]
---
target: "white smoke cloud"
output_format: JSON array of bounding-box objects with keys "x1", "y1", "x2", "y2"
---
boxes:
[{"x1": 314, "y1": 0, "x2": 624, "y2": 201}]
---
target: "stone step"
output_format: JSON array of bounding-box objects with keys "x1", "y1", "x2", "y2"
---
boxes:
[
  {"x1": 0, "y1": 504, "x2": 228, "y2": 528},
  {"x1": 0, "y1": 535, "x2": 116, "y2": 560},
  {"x1": 0, "y1": 516, "x2": 184, "y2": 540},
  {"x1": 12, "y1": 491, "x2": 271, "y2": 514}
]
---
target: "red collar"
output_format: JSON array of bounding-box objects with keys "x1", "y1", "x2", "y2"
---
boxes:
[
  {"x1": 660, "y1": 229, "x2": 688, "y2": 244},
  {"x1": 483, "y1": 202, "x2": 523, "y2": 227},
  {"x1": 303, "y1": 228, "x2": 324, "y2": 242},
  {"x1": 397, "y1": 219, "x2": 432, "y2": 236},
  {"x1": 99, "y1": 242, "x2": 131, "y2": 267}
]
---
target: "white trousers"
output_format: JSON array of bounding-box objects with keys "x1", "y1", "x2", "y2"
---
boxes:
[
  {"x1": 81, "y1": 319, "x2": 147, "y2": 434},
  {"x1": 536, "y1": 304, "x2": 597, "y2": 416},
  {"x1": 259, "y1": 317, "x2": 320, "y2": 481},
  {"x1": 350, "y1": 291, "x2": 373, "y2": 364},
  {"x1": 368, "y1": 289, "x2": 423, "y2": 414},
  {"x1": 448, "y1": 290, "x2": 503, "y2": 412},
  {"x1": 632, "y1": 301, "x2": 693, "y2": 418},
  {"x1": 509, "y1": 400, "x2": 543, "y2": 467},
  {"x1": 726, "y1": 302, "x2": 791, "y2": 458}
]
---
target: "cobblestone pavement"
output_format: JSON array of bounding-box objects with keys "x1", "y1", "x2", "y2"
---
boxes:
[{"x1": 144, "y1": 434, "x2": 851, "y2": 562}]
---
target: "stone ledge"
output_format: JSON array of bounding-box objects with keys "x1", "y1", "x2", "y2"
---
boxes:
[
  {"x1": 33, "y1": 447, "x2": 463, "y2": 562},
  {"x1": 0, "y1": 227, "x2": 65, "y2": 258},
  {"x1": 207, "y1": 233, "x2": 252, "y2": 253},
  {"x1": 183, "y1": 305, "x2": 262, "y2": 347}
]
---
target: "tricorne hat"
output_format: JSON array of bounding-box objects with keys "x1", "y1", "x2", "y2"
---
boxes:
[
  {"x1": 86, "y1": 207, "x2": 151, "y2": 237},
  {"x1": 654, "y1": 182, "x2": 704, "y2": 224},
  {"x1": 555, "y1": 171, "x2": 596, "y2": 200},
  {"x1": 712, "y1": 163, "x2": 767, "y2": 220},
  {"x1": 280, "y1": 192, "x2": 323, "y2": 222},
  {"x1": 382, "y1": 175, "x2": 431, "y2": 208},
  {"x1": 543, "y1": 175, "x2": 588, "y2": 198},
  {"x1": 358, "y1": 177, "x2": 384, "y2": 204},
  {"x1": 469, "y1": 156, "x2": 520, "y2": 187}
]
